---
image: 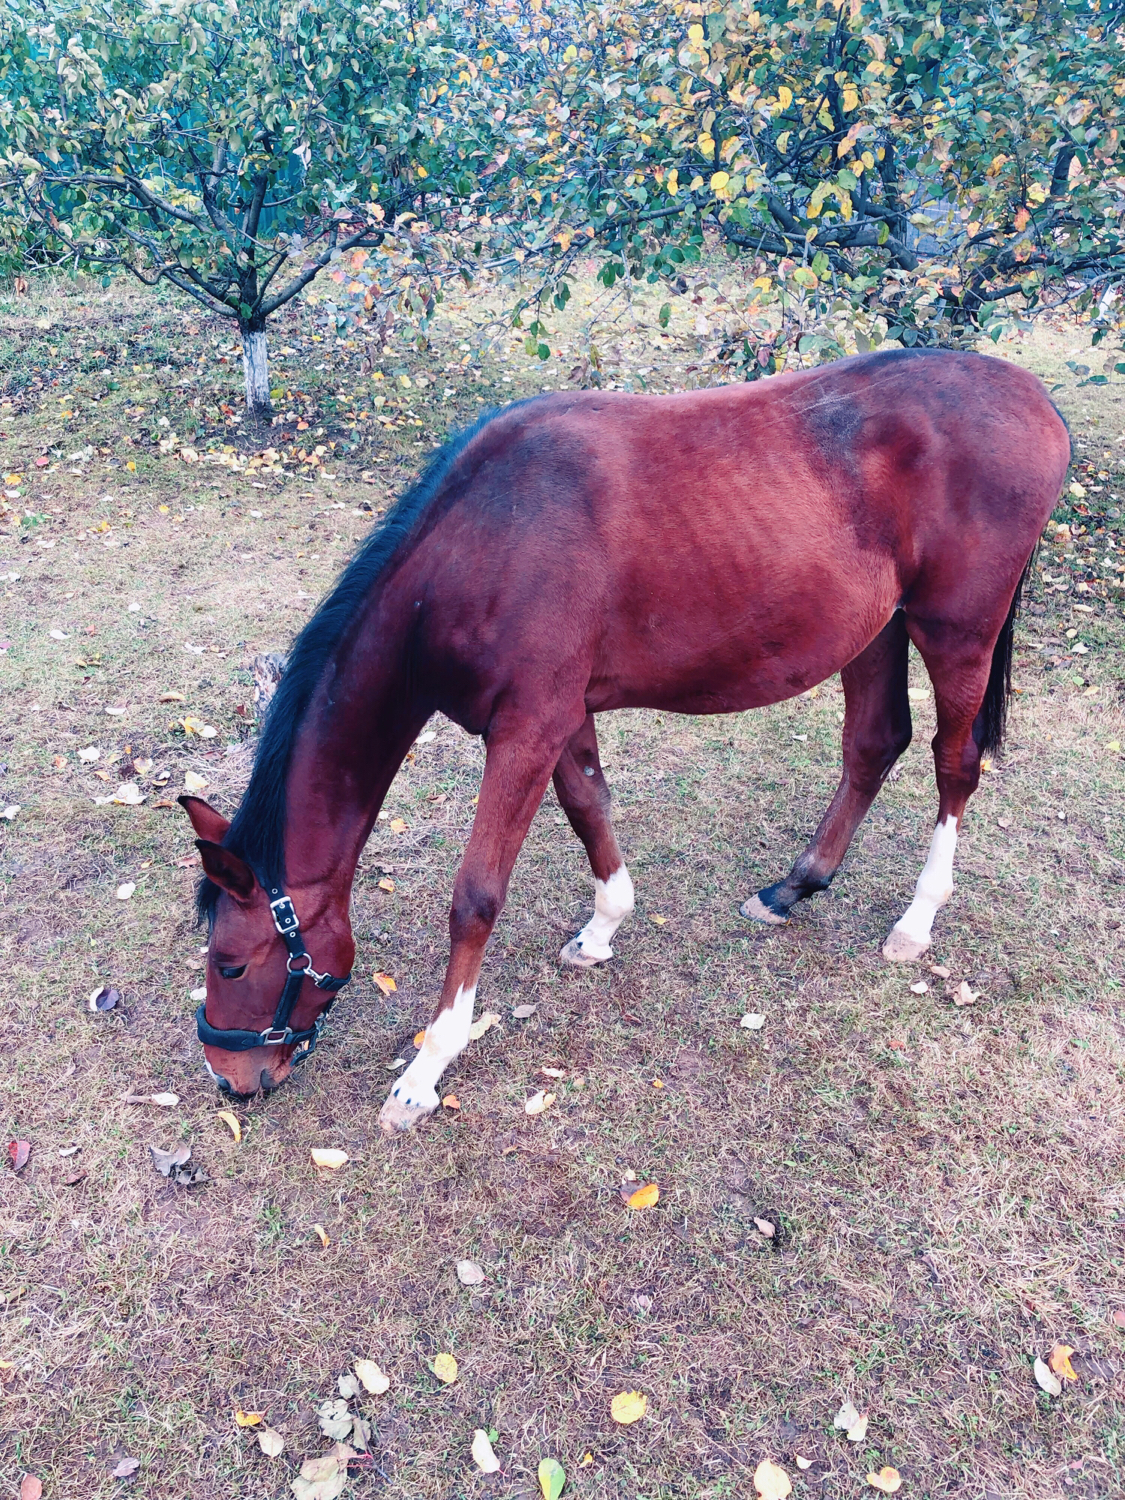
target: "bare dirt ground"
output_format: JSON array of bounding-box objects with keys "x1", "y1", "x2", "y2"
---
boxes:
[{"x1": 1, "y1": 268, "x2": 1123, "y2": 1500}]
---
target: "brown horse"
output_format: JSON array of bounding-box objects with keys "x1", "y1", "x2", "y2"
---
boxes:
[{"x1": 181, "y1": 347, "x2": 1069, "y2": 1129}]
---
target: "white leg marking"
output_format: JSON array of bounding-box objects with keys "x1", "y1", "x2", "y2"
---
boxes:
[
  {"x1": 560, "y1": 865, "x2": 634, "y2": 967},
  {"x1": 883, "y1": 815, "x2": 958, "y2": 962},
  {"x1": 379, "y1": 984, "x2": 475, "y2": 1132}
]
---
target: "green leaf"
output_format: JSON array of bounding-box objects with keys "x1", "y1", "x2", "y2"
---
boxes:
[
  {"x1": 658, "y1": 302, "x2": 671, "y2": 328},
  {"x1": 538, "y1": 1458, "x2": 566, "y2": 1500}
]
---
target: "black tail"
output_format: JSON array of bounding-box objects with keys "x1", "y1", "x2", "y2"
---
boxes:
[{"x1": 977, "y1": 545, "x2": 1037, "y2": 757}]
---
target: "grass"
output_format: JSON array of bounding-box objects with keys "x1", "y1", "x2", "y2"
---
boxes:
[{"x1": 1, "y1": 267, "x2": 1124, "y2": 1500}]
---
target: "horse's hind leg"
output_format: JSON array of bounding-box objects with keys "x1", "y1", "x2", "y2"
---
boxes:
[
  {"x1": 881, "y1": 629, "x2": 995, "y2": 963},
  {"x1": 379, "y1": 710, "x2": 578, "y2": 1133},
  {"x1": 553, "y1": 714, "x2": 634, "y2": 967},
  {"x1": 742, "y1": 612, "x2": 912, "y2": 925}
]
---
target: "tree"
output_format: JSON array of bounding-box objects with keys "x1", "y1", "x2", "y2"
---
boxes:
[{"x1": 0, "y1": 0, "x2": 495, "y2": 421}]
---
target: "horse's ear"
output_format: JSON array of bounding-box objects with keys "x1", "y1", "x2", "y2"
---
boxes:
[
  {"x1": 196, "y1": 840, "x2": 257, "y2": 904},
  {"x1": 179, "y1": 794, "x2": 231, "y2": 843}
]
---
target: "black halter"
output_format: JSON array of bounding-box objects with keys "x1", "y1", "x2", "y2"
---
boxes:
[{"x1": 195, "y1": 884, "x2": 351, "y2": 1062}]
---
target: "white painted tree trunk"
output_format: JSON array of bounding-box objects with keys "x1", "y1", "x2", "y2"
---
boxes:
[{"x1": 240, "y1": 326, "x2": 271, "y2": 421}]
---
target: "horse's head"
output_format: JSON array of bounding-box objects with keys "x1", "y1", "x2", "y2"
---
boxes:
[{"x1": 180, "y1": 796, "x2": 355, "y2": 1098}]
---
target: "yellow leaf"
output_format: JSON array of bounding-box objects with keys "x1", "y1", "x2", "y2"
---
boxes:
[
  {"x1": 442, "y1": 1093, "x2": 461, "y2": 1110},
  {"x1": 256, "y1": 1426, "x2": 285, "y2": 1457},
  {"x1": 1048, "y1": 1345, "x2": 1078, "y2": 1382},
  {"x1": 372, "y1": 972, "x2": 397, "y2": 995},
  {"x1": 471, "y1": 1429, "x2": 501, "y2": 1474},
  {"x1": 469, "y1": 1011, "x2": 500, "y2": 1041},
  {"x1": 867, "y1": 1468, "x2": 902, "y2": 1494},
  {"x1": 754, "y1": 1459, "x2": 792, "y2": 1500},
  {"x1": 377, "y1": 877, "x2": 395, "y2": 893},
  {"x1": 842, "y1": 85, "x2": 859, "y2": 112},
  {"x1": 627, "y1": 1182, "x2": 660, "y2": 1210},
  {"x1": 795, "y1": 1456, "x2": 813, "y2": 1471},
  {"x1": 688, "y1": 23, "x2": 704, "y2": 42},
  {"x1": 354, "y1": 1359, "x2": 390, "y2": 1395},
  {"x1": 650, "y1": 914, "x2": 667, "y2": 926},
  {"x1": 431, "y1": 1352, "x2": 458, "y2": 1384},
  {"x1": 611, "y1": 1390, "x2": 647, "y2": 1425},
  {"x1": 524, "y1": 1089, "x2": 556, "y2": 1115},
  {"x1": 183, "y1": 771, "x2": 209, "y2": 794},
  {"x1": 777, "y1": 85, "x2": 793, "y2": 110},
  {"x1": 312, "y1": 1223, "x2": 329, "y2": 1247},
  {"x1": 216, "y1": 1110, "x2": 242, "y2": 1143},
  {"x1": 389, "y1": 817, "x2": 407, "y2": 834},
  {"x1": 414, "y1": 1030, "x2": 426, "y2": 1048},
  {"x1": 310, "y1": 1148, "x2": 349, "y2": 1169},
  {"x1": 710, "y1": 171, "x2": 730, "y2": 192},
  {"x1": 234, "y1": 1409, "x2": 264, "y2": 1427},
  {"x1": 126, "y1": 460, "x2": 136, "y2": 472}
]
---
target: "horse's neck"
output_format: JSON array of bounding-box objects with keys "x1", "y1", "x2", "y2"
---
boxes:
[{"x1": 280, "y1": 595, "x2": 430, "y2": 896}]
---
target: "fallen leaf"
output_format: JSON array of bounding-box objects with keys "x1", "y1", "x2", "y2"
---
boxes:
[
  {"x1": 625, "y1": 1182, "x2": 660, "y2": 1210},
  {"x1": 337, "y1": 1372, "x2": 361, "y2": 1399},
  {"x1": 89, "y1": 985, "x2": 121, "y2": 1012},
  {"x1": 795, "y1": 1456, "x2": 813, "y2": 1471},
  {"x1": 354, "y1": 1359, "x2": 390, "y2": 1394},
  {"x1": 183, "y1": 771, "x2": 209, "y2": 793},
  {"x1": 8, "y1": 1140, "x2": 30, "y2": 1171},
  {"x1": 442, "y1": 1094, "x2": 461, "y2": 1110},
  {"x1": 371, "y1": 971, "x2": 397, "y2": 996},
  {"x1": 867, "y1": 1468, "x2": 902, "y2": 1494},
  {"x1": 150, "y1": 1092, "x2": 179, "y2": 1107},
  {"x1": 235, "y1": 1410, "x2": 264, "y2": 1427},
  {"x1": 953, "y1": 981, "x2": 979, "y2": 1007},
  {"x1": 150, "y1": 1142, "x2": 190, "y2": 1174},
  {"x1": 611, "y1": 1390, "x2": 647, "y2": 1425},
  {"x1": 469, "y1": 1010, "x2": 501, "y2": 1041},
  {"x1": 310, "y1": 1148, "x2": 349, "y2": 1170},
  {"x1": 431, "y1": 1351, "x2": 458, "y2": 1384},
  {"x1": 159, "y1": 691, "x2": 185, "y2": 703},
  {"x1": 578, "y1": 1453, "x2": 593, "y2": 1468},
  {"x1": 49, "y1": 628, "x2": 68, "y2": 640},
  {"x1": 472, "y1": 1429, "x2": 501, "y2": 1474},
  {"x1": 312, "y1": 1223, "x2": 329, "y2": 1248},
  {"x1": 59, "y1": 1144, "x2": 81, "y2": 1157},
  {"x1": 538, "y1": 1456, "x2": 566, "y2": 1500},
  {"x1": 64, "y1": 1170, "x2": 87, "y2": 1186},
  {"x1": 111, "y1": 1457, "x2": 140, "y2": 1478},
  {"x1": 1048, "y1": 1345, "x2": 1078, "y2": 1382},
  {"x1": 133, "y1": 757, "x2": 153, "y2": 776},
  {"x1": 1033, "y1": 1356, "x2": 1062, "y2": 1396},
  {"x1": 377, "y1": 876, "x2": 395, "y2": 893},
  {"x1": 753, "y1": 1458, "x2": 792, "y2": 1500},
  {"x1": 997, "y1": 816, "x2": 1012, "y2": 829},
  {"x1": 217, "y1": 1110, "x2": 242, "y2": 1143},
  {"x1": 456, "y1": 1259, "x2": 485, "y2": 1285},
  {"x1": 105, "y1": 704, "x2": 126, "y2": 717},
  {"x1": 754, "y1": 1216, "x2": 776, "y2": 1238},
  {"x1": 116, "y1": 882, "x2": 136, "y2": 900},
  {"x1": 317, "y1": 1398, "x2": 353, "y2": 1441},
  {"x1": 541, "y1": 1066, "x2": 566, "y2": 1079},
  {"x1": 111, "y1": 782, "x2": 145, "y2": 805},
  {"x1": 78, "y1": 745, "x2": 101, "y2": 762},
  {"x1": 833, "y1": 1401, "x2": 868, "y2": 1441},
  {"x1": 740, "y1": 1013, "x2": 766, "y2": 1030},
  {"x1": 930, "y1": 964, "x2": 951, "y2": 979},
  {"x1": 413, "y1": 1030, "x2": 426, "y2": 1048},
  {"x1": 887, "y1": 1039, "x2": 907, "y2": 1051},
  {"x1": 20, "y1": 1477, "x2": 42, "y2": 1500},
  {"x1": 512, "y1": 1003, "x2": 538, "y2": 1018},
  {"x1": 389, "y1": 817, "x2": 407, "y2": 834},
  {"x1": 1112, "y1": 1309, "x2": 1125, "y2": 1330},
  {"x1": 290, "y1": 1453, "x2": 347, "y2": 1500},
  {"x1": 909, "y1": 980, "x2": 928, "y2": 994},
  {"x1": 257, "y1": 1426, "x2": 285, "y2": 1457},
  {"x1": 524, "y1": 1090, "x2": 556, "y2": 1115}
]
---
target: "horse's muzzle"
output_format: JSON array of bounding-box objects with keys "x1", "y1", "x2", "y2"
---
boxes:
[{"x1": 202, "y1": 1052, "x2": 284, "y2": 1098}]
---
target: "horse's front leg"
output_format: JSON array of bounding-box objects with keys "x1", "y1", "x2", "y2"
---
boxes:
[
  {"x1": 379, "y1": 713, "x2": 577, "y2": 1134},
  {"x1": 553, "y1": 714, "x2": 634, "y2": 968}
]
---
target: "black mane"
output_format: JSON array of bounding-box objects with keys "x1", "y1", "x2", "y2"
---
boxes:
[{"x1": 196, "y1": 405, "x2": 508, "y2": 923}]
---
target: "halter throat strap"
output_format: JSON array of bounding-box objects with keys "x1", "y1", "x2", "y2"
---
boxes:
[{"x1": 195, "y1": 882, "x2": 351, "y2": 1058}]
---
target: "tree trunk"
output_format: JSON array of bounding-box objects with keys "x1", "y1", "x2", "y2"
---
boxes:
[{"x1": 240, "y1": 322, "x2": 272, "y2": 422}]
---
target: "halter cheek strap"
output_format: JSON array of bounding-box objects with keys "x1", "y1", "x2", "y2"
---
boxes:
[{"x1": 195, "y1": 885, "x2": 351, "y2": 1062}]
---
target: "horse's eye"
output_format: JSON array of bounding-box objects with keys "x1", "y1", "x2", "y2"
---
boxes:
[{"x1": 218, "y1": 964, "x2": 247, "y2": 980}]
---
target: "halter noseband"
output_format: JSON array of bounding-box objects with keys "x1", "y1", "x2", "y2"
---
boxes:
[{"x1": 195, "y1": 884, "x2": 351, "y2": 1064}]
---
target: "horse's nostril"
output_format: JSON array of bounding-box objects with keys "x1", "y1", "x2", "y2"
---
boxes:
[{"x1": 259, "y1": 1067, "x2": 283, "y2": 1094}]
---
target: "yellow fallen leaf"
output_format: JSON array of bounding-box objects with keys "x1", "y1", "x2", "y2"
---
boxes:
[
  {"x1": 626, "y1": 1182, "x2": 660, "y2": 1210},
  {"x1": 795, "y1": 1456, "x2": 813, "y2": 1471},
  {"x1": 834, "y1": 1401, "x2": 868, "y2": 1441},
  {"x1": 471, "y1": 1429, "x2": 501, "y2": 1474},
  {"x1": 389, "y1": 817, "x2": 407, "y2": 834},
  {"x1": 413, "y1": 1030, "x2": 426, "y2": 1048},
  {"x1": 312, "y1": 1223, "x2": 329, "y2": 1248},
  {"x1": 442, "y1": 1094, "x2": 461, "y2": 1110},
  {"x1": 372, "y1": 972, "x2": 397, "y2": 996},
  {"x1": 216, "y1": 1109, "x2": 242, "y2": 1143},
  {"x1": 610, "y1": 1390, "x2": 647, "y2": 1424},
  {"x1": 650, "y1": 914, "x2": 667, "y2": 925},
  {"x1": 234, "y1": 1409, "x2": 264, "y2": 1427},
  {"x1": 183, "y1": 770, "x2": 209, "y2": 793},
  {"x1": 753, "y1": 1458, "x2": 792, "y2": 1500},
  {"x1": 377, "y1": 876, "x2": 395, "y2": 893},
  {"x1": 469, "y1": 1011, "x2": 500, "y2": 1041},
  {"x1": 431, "y1": 1352, "x2": 458, "y2": 1384},
  {"x1": 310, "y1": 1148, "x2": 349, "y2": 1169},
  {"x1": 256, "y1": 1426, "x2": 285, "y2": 1457},
  {"x1": 953, "y1": 980, "x2": 979, "y2": 1007},
  {"x1": 1048, "y1": 1344, "x2": 1078, "y2": 1382},
  {"x1": 524, "y1": 1090, "x2": 556, "y2": 1115},
  {"x1": 579, "y1": 1452, "x2": 594, "y2": 1467},
  {"x1": 867, "y1": 1468, "x2": 902, "y2": 1494},
  {"x1": 354, "y1": 1359, "x2": 390, "y2": 1395}
]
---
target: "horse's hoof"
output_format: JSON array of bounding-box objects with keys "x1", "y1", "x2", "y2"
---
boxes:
[
  {"x1": 559, "y1": 936, "x2": 611, "y2": 968},
  {"x1": 881, "y1": 926, "x2": 929, "y2": 963},
  {"x1": 740, "y1": 892, "x2": 789, "y2": 926},
  {"x1": 379, "y1": 1086, "x2": 438, "y2": 1134}
]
